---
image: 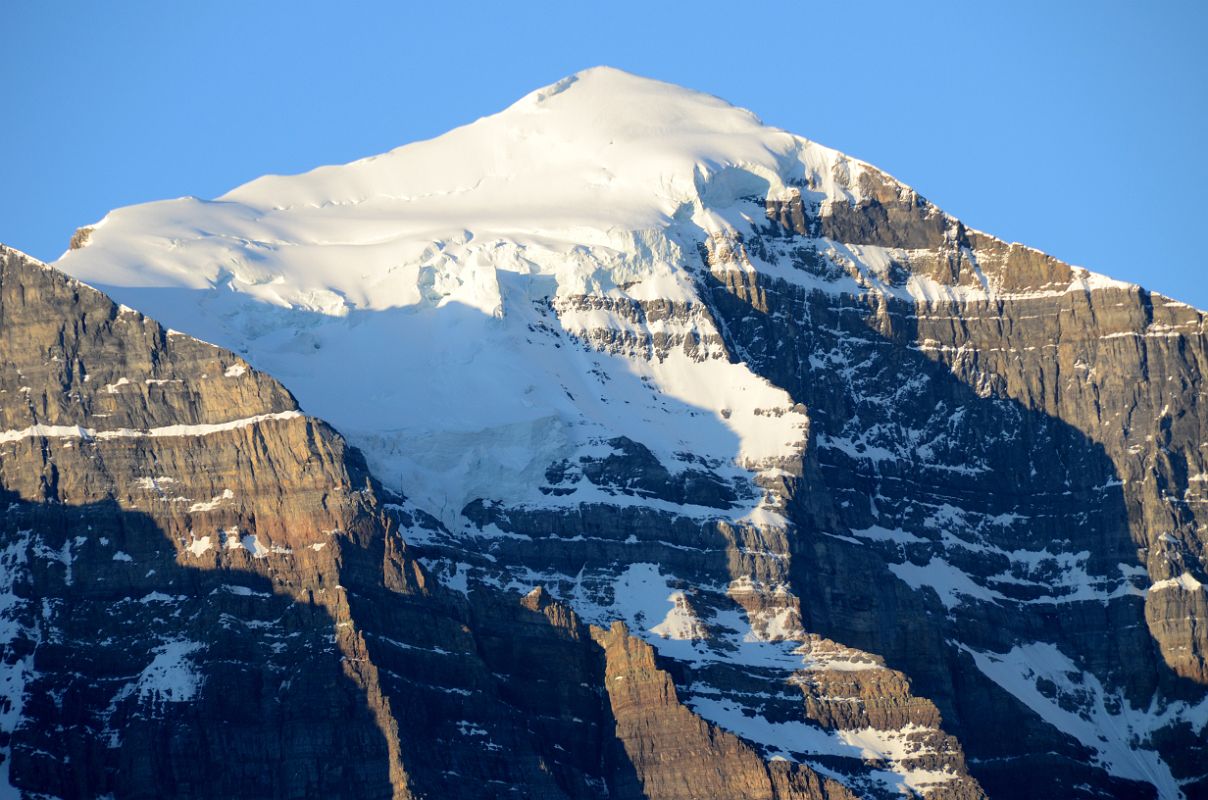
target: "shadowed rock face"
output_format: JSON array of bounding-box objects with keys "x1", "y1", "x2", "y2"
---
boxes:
[
  {"x1": 592, "y1": 619, "x2": 857, "y2": 800},
  {"x1": 690, "y1": 185, "x2": 1208, "y2": 798},
  {"x1": 426, "y1": 181, "x2": 1208, "y2": 798},
  {"x1": 0, "y1": 245, "x2": 853, "y2": 800}
]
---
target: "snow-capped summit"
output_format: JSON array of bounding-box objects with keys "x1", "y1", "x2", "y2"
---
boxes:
[
  {"x1": 50, "y1": 65, "x2": 1130, "y2": 533},
  {"x1": 221, "y1": 65, "x2": 819, "y2": 226},
  {"x1": 56, "y1": 67, "x2": 858, "y2": 526},
  {"x1": 57, "y1": 67, "x2": 876, "y2": 315}
]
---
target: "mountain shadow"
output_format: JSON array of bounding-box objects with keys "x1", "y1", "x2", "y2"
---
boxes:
[{"x1": 0, "y1": 487, "x2": 397, "y2": 799}]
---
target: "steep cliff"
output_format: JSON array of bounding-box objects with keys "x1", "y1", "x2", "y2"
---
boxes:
[{"x1": 0, "y1": 244, "x2": 862, "y2": 799}]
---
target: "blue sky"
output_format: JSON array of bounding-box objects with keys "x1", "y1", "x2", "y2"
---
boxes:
[{"x1": 3, "y1": 1, "x2": 1205, "y2": 305}]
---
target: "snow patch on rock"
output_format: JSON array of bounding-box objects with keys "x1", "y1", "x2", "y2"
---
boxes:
[{"x1": 132, "y1": 640, "x2": 204, "y2": 704}]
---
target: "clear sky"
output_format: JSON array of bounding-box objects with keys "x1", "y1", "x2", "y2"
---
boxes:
[{"x1": 3, "y1": 1, "x2": 1205, "y2": 306}]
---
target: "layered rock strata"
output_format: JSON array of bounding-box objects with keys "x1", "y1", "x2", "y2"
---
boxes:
[{"x1": 0, "y1": 245, "x2": 862, "y2": 799}]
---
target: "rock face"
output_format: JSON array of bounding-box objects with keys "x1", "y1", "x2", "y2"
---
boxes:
[
  {"x1": 12, "y1": 68, "x2": 1208, "y2": 799},
  {"x1": 592, "y1": 620, "x2": 858, "y2": 800},
  {"x1": 0, "y1": 245, "x2": 855, "y2": 799},
  {"x1": 699, "y1": 203, "x2": 1208, "y2": 798}
]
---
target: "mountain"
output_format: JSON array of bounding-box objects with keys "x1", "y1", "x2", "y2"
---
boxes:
[{"x1": 1, "y1": 66, "x2": 1203, "y2": 798}]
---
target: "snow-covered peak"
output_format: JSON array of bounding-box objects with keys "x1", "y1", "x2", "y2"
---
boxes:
[
  {"x1": 55, "y1": 68, "x2": 842, "y2": 527},
  {"x1": 57, "y1": 68, "x2": 874, "y2": 317},
  {"x1": 224, "y1": 65, "x2": 798, "y2": 214},
  {"x1": 219, "y1": 65, "x2": 831, "y2": 224}
]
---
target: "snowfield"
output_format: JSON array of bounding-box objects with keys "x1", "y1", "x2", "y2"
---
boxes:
[{"x1": 55, "y1": 67, "x2": 837, "y2": 528}]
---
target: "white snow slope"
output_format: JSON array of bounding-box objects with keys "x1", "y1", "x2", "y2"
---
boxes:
[
  {"x1": 56, "y1": 67, "x2": 848, "y2": 527},
  {"x1": 55, "y1": 66, "x2": 1125, "y2": 528}
]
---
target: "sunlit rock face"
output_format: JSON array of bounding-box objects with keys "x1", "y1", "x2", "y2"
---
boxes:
[{"x1": 4, "y1": 67, "x2": 1203, "y2": 798}]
